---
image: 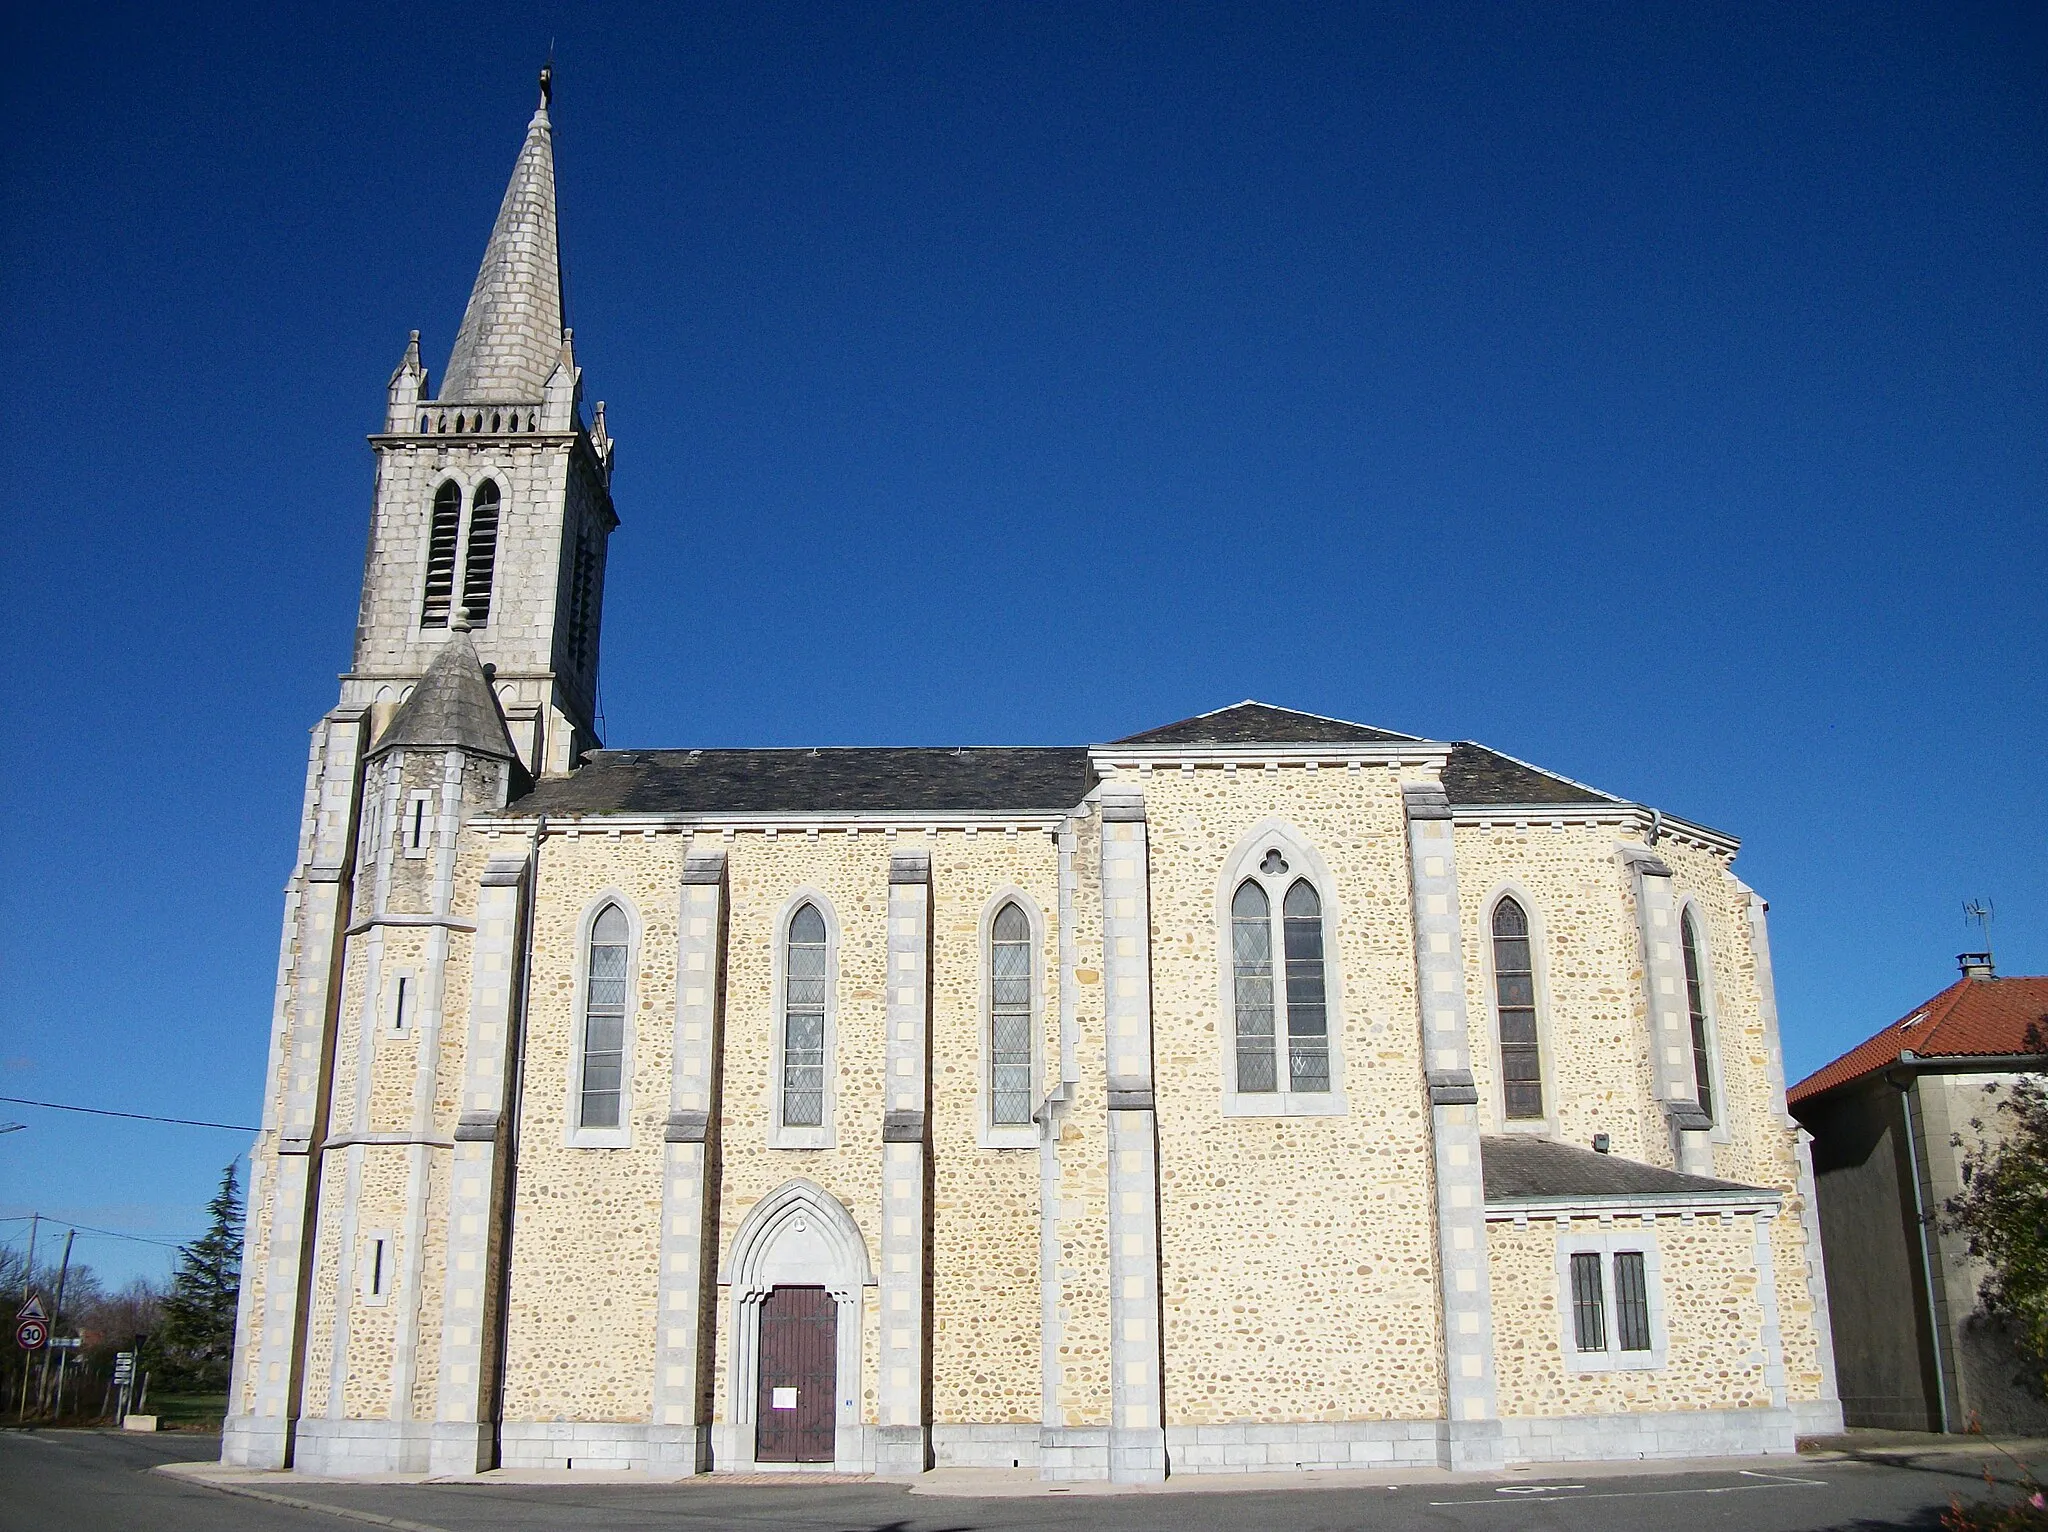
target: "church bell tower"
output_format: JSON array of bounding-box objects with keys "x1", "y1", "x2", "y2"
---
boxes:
[
  {"x1": 352, "y1": 64, "x2": 615, "y2": 777},
  {"x1": 222, "y1": 72, "x2": 615, "y2": 1472}
]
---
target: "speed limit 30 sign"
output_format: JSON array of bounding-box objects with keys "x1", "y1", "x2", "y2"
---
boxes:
[{"x1": 15, "y1": 1297, "x2": 49, "y2": 1351}]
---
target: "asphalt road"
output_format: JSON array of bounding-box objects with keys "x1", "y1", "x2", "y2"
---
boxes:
[{"x1": 0, "y1": 1429, "x2": 2010, "y2": 1531}]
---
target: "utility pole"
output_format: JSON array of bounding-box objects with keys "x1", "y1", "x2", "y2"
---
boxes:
[{"x1": 37, "y1": 1230, "x2": 73, "y2": 1416}]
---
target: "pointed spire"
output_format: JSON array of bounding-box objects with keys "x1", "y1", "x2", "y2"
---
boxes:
[
  {"x1": 439, "y1": 71, "x2": 565, "y2": 403},
  {"x1": 368, "y1": 627, "x2": 519, "y2": 762}
]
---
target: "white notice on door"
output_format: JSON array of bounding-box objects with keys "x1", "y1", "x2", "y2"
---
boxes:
[{"x1": 771, "y1": 1387, "x2": 798, "y2": 1410}]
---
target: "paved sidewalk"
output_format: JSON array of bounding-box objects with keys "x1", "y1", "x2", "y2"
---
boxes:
[{"x1": 161, "y1": 1444, "x2": 1846, "y2": 1498}]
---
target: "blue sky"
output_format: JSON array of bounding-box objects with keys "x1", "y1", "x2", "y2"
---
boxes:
[{"x1": 2, "y1": 2, "x2": 2042, "y2": 1284}]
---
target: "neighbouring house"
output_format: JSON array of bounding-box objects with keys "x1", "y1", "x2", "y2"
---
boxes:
[{"x1": 1789, "y1": 955, "x2": 2048, "y2": 1434}]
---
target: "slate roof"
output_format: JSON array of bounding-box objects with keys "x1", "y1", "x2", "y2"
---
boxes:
[
  {"x1": 439, "y1": 87, "x2": 564, "y2": 402},
  {"x1": 501, "y1": 747, "x2": 1096, "y2": 818},
  {"x1": 1442, "y1": 742, "x2": 1621, "y2": 807},
  {"x1": 1113, "y1": 701, "x2": 1420, "y2": 746},
  {"x1": 1787, "y1": 974, "x2": 2048, "y2": 1108},
  {"x1": 1481, "y1": 1135, "x2": 1765, "y2": 1202},
  {"x1": 498, "y1": 700, "x2": 1659, "y2": 823},
  {"x1": 368, "y1": 630, "x2": 518, "y2": 762}
]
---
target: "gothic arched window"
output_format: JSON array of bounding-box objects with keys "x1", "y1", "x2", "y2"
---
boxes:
[
  {"x1": 1281, "y1": 880, "x2": 1330, "y2": 1092},
  {"x1": 1231, "y1": 873, "x2": 1332, "y2": 1096},
  {"x1": 989, "y1": 902, "x2": 1034, "y2": 1126},
  {"x1": 420, "y1": 481, "x2": 461, "y2": 627},
  {"x1": 1680, "y1": 908, "x2": 1716, "y2": 1125},
  {"x1": 1491, "y1": 896, "x2": 1543, "y2": 1120},
  {"x1": 782, "y1": 903, "x2": 828, "y2": 1128},
  {"x1": 1231, "y1": 881, "x2": 1276, "y2": 1091},
  {"x1": 460, "y1": 480, "x2": 501, "y2": 626},
  {"x1": 579, "y1": 903, "x2": 630, "y2": 1130}
]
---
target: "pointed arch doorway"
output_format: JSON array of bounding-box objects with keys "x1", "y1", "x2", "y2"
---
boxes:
[{"x1": 719, "y1": 1179, "x2": 875, "y2": 1471}]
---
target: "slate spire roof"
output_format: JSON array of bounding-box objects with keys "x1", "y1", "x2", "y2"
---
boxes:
[
  {"x1": 368, "y1": 625, "x2": 519, "y2": 762},
  {"x1": 439, "y1": 75, "x2": 564, "y2": 403}
]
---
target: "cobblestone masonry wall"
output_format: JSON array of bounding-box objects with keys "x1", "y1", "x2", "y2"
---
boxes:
[
  {"x1": 1119, "y1": 762, "x2": 1446, "y2": 1425},
  {"x1": 499, "y1": 831, "x2": 682, "y2": 1423},
  {"x1": 1050, "y1": 807, "x2": 1113, "y2": 1437},
  {"x1": 1488, "y1": 1216, "x2": 1772, "y2": 1416},
  {"x1": 927, "y1": 833, "x2": 1060, "y2": 1427},
  {"x1": 1653, "y1": 838, "x2": 1824, "y2": 1407},
  {"x1": 1452, "y1": 825, "x2": 1664, "y2": 1160}
]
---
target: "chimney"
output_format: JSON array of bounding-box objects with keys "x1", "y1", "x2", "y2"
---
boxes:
[{"x1": 1959, "y1": 952, "x2": 1997, "y2": 981}]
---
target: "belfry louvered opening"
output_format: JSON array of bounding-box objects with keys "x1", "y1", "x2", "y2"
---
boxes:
[
  {"x1": 460, "y1": 480, "x2": 501, "y2": 626},
  {"x1": 420, "y1": 481, "x2": 462, "y2": 627}
]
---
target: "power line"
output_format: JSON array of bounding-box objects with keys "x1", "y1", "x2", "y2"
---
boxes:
[
  {"x1": 2, "y1": 1218, "x2": 190, "y2": 1251},
  {"x1": 0, "y1": 1096, "x2": 256, "y2": 1134}
]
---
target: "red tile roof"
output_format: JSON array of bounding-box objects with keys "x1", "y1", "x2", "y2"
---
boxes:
[{"x1": 1788, "y1": 974, "x2": 2048, "y2": 1107}]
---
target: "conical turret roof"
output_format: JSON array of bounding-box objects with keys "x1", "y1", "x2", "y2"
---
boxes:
[
  {"x1": 439, "y1": 79, "x2": 563, "y2": 402},
  {"x1": 369, "y1": 627, "x2": 519, "y2": 761}
]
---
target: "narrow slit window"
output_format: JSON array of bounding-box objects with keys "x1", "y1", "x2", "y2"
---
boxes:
[
  {"x1": 405, "y1": 792, "x2": 431, "y2": 855},
  {"x1": 364, "y1": 1235, "x2": 389, "y2": 1301},
  {"x1": 1282, "y1": 880, "x2": 1329, "y2": 1092},
  {"x1": 460, "y1": 480, "x2": 501, "y2": 626},
  {"x1": 1569, "y1": 1251, "x2": 1607, "y2": 1352},
  {"x1": 1680, "y1": 910, "x2": 1715, "y2": 1124},
  {"x1": 392, "y1": 974, "x2": 410, "y2": 1035},
  {"x1": 421, "y1": 481, "x2": 461, "y2": 627},
  {"x1": 1231, "y1": 881, "x2": 1276, "y2": 1092},
  {"x1": 1492, "y1": 897, "x2": 1543, "y2": 1119},
  {"x1": 990, "y1": 902, "x2": 1033, "y2": 1126},
  {"x1": 580, "y1": 905, "x2": 629, "y2": 1130},
  {"x1": 1614, "y1": 1251, "x2": 1652, "y2": 1351},
  {"x1": 782, "y1": 904, "x2": 827, "y2": 1127}
]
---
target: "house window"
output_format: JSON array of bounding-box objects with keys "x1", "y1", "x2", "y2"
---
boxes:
[
  {"x1": 782, "y1": 904, "x2": 828, "y2": 1128},
  {"x1": 460, "y1": 480, "x2": 501, "y2": 626},
  {"x1": 1569, "y1": 1251, "x2": 1606, "y2": 1352},
  {"x1": 1680, "y1": 908, "x2": 1715, "y2": 1124},
  {"x1": 1491, "y1": 896, "x2": 1543, "y2": 1120},
  {"x1": 579, "y1": 904, "x2": 629, "y2": 1130},
  {"x1": 990, "y1": 902, "x2": 1033, "y2": 1126},
  {"x1": 421, "y1": 481, "x2": 461, "y2": 627}
]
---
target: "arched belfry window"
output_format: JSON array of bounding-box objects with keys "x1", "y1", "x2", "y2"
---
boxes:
[
  {"x1": 420, "y1": 481, "x2": 461, "y2": 627},
  {"x1": 782, "y1": 904, "x2": 828, "y2": 1128},
  {"x1": 579, "y1": 904, "x2": 630, "y2": 1130},
  {"x1": 460, "y1": 480, "x2": 501, "y2": 626},
  {"x1": 1679, "y1": 908, "x2": 1715, "y2": 1125},
  {"x1": 1491, "y1": 896, "x2": 1543, "y2": 1120},
  {"x1": 989, "y1": 902, "x2": 1034, "y2": 1126}
]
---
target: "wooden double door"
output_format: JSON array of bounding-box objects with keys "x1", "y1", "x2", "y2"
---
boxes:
[{"x1": 755, "y1": 1285, "x2": 837, "y2": 1462}]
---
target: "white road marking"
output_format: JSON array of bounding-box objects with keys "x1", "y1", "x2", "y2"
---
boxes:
[{"x1": 1429, "y1": 1469, "x2": 1829, "y2": 1506}]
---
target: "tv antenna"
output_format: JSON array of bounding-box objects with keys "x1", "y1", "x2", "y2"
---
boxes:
[{"x1": 1964, "y1": 898, "x2": 1994, "y2": 949}]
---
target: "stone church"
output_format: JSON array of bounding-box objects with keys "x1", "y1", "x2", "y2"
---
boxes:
[{"x1": 224, "y1": 78, "x2": 1843, "y2": 1479}]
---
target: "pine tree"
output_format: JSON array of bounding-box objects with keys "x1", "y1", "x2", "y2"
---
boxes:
[{"x1": 155, "y1": 1163, "x2": 244, "y2": 1393}]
